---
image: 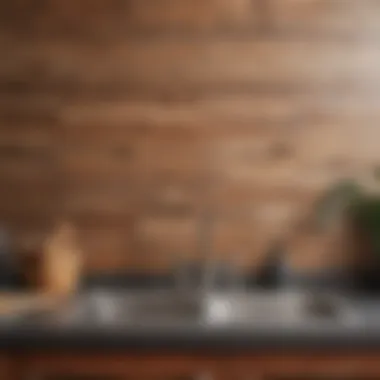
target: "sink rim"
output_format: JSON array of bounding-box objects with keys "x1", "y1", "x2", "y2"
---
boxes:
[{"x1": 41, "y1": 289, "x2": 359, "y2": 328}]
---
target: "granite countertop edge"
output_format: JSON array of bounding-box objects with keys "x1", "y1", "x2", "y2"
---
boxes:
[{"x1": 1, "y1": 324, "x2": 378, "y2": 352}]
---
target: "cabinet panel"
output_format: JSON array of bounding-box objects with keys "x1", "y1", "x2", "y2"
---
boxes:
[
  {"x1": 22, "y1": 371, "x2": 210, "y2": 380},
  {"x1": 230, "y1": 376, "x2": 380, "y2": 380},
  {"x1": 0, "y1": 355, "x2": 11, "y2": 380},
  {"x1": 21, "y1": 360, "x2": 213, "y2": 380},
  {"x1": 269, "y1": 377, "x2": 380, "y2": 379},
  {"x1": 23, "y1": 374, "x2": 197, "y2": 380},
  {"x1": 32, "y1": 377, "x2": 122, "y2": 380}
]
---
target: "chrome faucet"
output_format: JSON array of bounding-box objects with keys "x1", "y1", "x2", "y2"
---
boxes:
[
  {"x1": 176, "y1": 206, "x2": 243, "y2": 294},
  {"x1": 175, "y1": 157, "x2": 243, "y2": 294},
  {"x1": 197, "y1": 207, "x2": 217, "y2": 293}
]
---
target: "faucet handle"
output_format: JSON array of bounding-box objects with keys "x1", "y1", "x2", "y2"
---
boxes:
[
  {"x1": 202, "y1": 258, "x2": 243, "y2": 292},
  {"x1": 174, "y1": 258, "x2": 243, "y2": 293},
  {"x1": 174, "y1": 259, "x2": 204, "y2": 292}
]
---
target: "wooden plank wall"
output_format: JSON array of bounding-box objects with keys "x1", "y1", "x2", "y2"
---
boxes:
[{"x1": 1, "y1": 0, "x2": 380, "y2": 274}]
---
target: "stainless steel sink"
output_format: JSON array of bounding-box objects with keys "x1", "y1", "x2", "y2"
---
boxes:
[
  {"x1": 203, "y1": 291, "x2": 302, "y2": 325},
  {"x1": 49, "y1": 290, "x2": 204, "y2": 326},
  {"x1": 202, "y1": 291, "x2": 357, "y2": 326},
  {"x1": 40, "y1": 290, "x2": 359, "y2": 328}
]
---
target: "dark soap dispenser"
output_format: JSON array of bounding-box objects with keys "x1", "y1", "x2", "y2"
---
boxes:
[{"x1": 255, "y1": 239, "x2": 288, "y2": 289}]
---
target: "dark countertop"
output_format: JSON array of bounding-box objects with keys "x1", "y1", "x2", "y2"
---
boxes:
[
  {"x1": 2, "y1": 289, "x2": 380, "y2": 353},
  {"x1": 1, "y1": 322, "x2": 378, "y2": 353}
]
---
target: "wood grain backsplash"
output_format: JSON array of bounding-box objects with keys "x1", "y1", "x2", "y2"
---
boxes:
[{"x1": 1, "y1": 0, "x2": 379, "y2": 273}]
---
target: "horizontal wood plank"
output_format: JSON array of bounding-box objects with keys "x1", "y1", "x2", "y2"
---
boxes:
[
  {"x1": 78, "y1": 226, "x2": 134, "y2": 271},
  {"x1": 0, "y1": 0, "x2": 257, "y2": 38},
  {"x1": 119, "y1": 0, "x2": 257, "y2": 32},
  {"x1": 60, "y1": 146, "x2": 135, "y2": 182},
  {"x1": 1, "y1": 39, "x2": 379, "y2": 90},
  {"x1": 135, "y1": 215, "x2": 198, "y2": 269},
  {"x1": 0, "y1": 125, "x2": 53, "y2": 148},
  {"x1": 270, "y1": 0, "x2": 380, "y2": 35},
  {"x1": 63, "y1": 189, "x2": 136, "y2": 216},
  {"x1": 62, "y1": 95, "x2": 301, "y2": 128}
]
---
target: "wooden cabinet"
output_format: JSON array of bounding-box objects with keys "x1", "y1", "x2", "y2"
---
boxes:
[
  {"x1": 226, "y1": 354, "x2": 380, "y2": 380},
  {"x1": 0, "y1": 355, "x2": 11, "y2": 380},
  {"x1": 19, "y1": 354, "x2": 220, "y2": 380},
  {"x1": 19, "y1": 375, "x2": 210, "y2": 380},
  {"x1": 268, "y1": 377, "x2": 378, "y2": 379},
  {"x1": 23, "y1": 377, "x2": 122, "y2": 380},
  {"x1": 11, "y1": 353, "x2": 380, "y2": 380}
]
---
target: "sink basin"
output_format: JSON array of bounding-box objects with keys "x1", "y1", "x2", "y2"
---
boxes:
[
  {"x1": 49, "y1": 290, "x2": 204, "y2": 326},
  {"x1": 41, "y1": 290, "x2": 358, "y2": 328},
  {"x1": 202, "y1": 291, "x2": 355, "y2": 326},
  {"x1": 203, "y1": 291, "x2": 302, "y2": 325}
]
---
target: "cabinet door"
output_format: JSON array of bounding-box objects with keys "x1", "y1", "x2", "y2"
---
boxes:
[
  {"x1": 225, "y1": 375, "x2": 379, "y2": 380},
  {"x1": 21, "y1": 357, "x2": 217, "y2": 380},
  {"x1": 0, "y1": 355, "x2": 11, "y2": 380},
  {"x1": 227, "y1": 355, "x2": 380, "y2": 380},
  {"x1": 21, "y1": 375, "x2": 122, "y2": 380},
  {"x1": 22, "y1": 373, "x2": 213, "y2": 380},
  {"x1": 230, "y1": 372, "x2": 380, "y2": 379},
  {"x1": 268, "y1": 377, "x2": 379, "y2": 379}
]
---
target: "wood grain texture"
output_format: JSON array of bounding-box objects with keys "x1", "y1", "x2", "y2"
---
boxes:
[
  {"x1": 0, "y1": 355, "x2": 11, "y2": 380},
  {"x1": 270, "y1": 0, "x2": 380, "y2": 36},
  {"x1": 2, "y1": 38, "x2": 378, "y2": 91},
  {"x1": 1, "y1": 0, "x2": 380, "y2": 273},
  {"x1": 0, "y1": 0, "x2": 257, "y2": 39},
  {"x1": 17, "y1": 352, "x2": 380, "y2": 380}
]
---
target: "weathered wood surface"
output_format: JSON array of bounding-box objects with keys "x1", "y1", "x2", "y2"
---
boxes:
[{"x1": 0, "y1": 0, "x2": 378, "y2": 272}]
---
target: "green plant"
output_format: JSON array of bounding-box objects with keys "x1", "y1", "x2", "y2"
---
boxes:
[
  {"x1": 348, "y1": 196, "x2": 380, "y2": 253},
  {"x1": 312, "y1": 178, "x2": 363, "y2": 232},
  {"x1": 312, "y1": 168, "x2": 380, "y2": 252}
]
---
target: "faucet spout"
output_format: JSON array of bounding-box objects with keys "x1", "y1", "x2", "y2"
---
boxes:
[{"x1": 197, "y1": 208, "x2": 216, "y2": 293}]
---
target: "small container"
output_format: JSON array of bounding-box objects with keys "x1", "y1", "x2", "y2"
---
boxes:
[
  {"x1": 41, "y1": 222, "x2": 82, "y2": 297},
  {"x1": 256, "y1": 240, "x2": 289, "y2": 289}
]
